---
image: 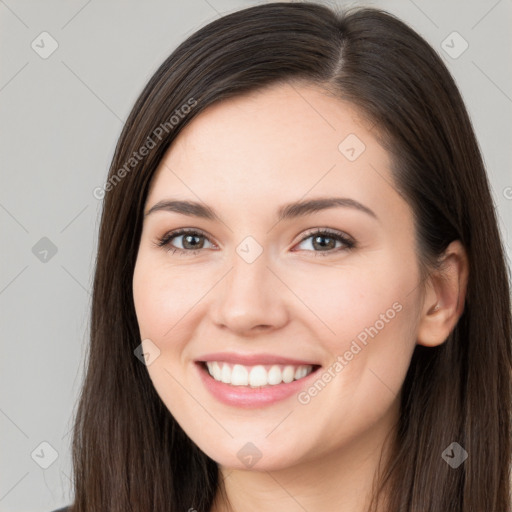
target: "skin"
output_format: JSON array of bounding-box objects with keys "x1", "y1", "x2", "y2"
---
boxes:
[{"x1": 132, "y1": 82, "x2": 468, "y2": 512}]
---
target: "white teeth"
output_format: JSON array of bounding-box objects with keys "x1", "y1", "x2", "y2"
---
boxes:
[
  {"x1": 267, "y1": 365, "x2": 282, "y2": 385},
  {"x1": 294, "y1": 366, "x2": 308, "y2": 380},
  {"x1": 249, "y1": 365, "x2": 267, "y2": 387},
  {"x1": 282, "y1": 365, "x2": 295, "y2": 383},
  {"x1": 211, "y1": 361, "x2": 222, "y2": 381},
  {"x1": 205, "y1": 361, "x2": 314, "y2": 387},
  {"x1": 221, "y1": 364, "x2": 231, "y2": 384},
  {"x1": 231, "y1": 364, "x2": 249, "y2": 386}
]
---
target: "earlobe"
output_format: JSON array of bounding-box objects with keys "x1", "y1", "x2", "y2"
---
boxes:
[{"x1": 416, "y1": 240, "x2": 469, "y2": 348}]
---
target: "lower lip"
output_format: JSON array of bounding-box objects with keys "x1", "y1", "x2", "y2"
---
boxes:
[{"x1": 196, "y1": 362, "x2": 320, "y2": 408}]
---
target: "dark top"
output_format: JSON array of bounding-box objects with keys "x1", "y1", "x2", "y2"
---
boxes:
[{"x1": 51, "y1": 507, "x2": 69, "y2": 512}]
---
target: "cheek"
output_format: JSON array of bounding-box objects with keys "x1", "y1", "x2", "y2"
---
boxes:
[
  {"x1": 132, "y1": 256, "x2": 206, "y2": 341},
  {"x1": 295, "y1": 253, "x2": 420, "y2": 402},
  {"x1": 286, "y1": 254, "x2": 417, "y2": 346}
]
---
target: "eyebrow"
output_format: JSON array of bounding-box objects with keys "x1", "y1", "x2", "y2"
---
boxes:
[{"x1": 144, "y1": 197, "x2": 377, "y2": 222}]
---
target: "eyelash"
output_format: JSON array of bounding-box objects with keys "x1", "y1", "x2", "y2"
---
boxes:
[{"x1": 154, "y1": 227, "x2": 356, "y2": 257}]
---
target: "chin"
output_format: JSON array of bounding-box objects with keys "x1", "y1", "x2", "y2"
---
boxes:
[{"x1": 190, "y1": 432, "x2": 311, "y2": 472}]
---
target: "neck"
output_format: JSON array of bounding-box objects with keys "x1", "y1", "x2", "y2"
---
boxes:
[{"x1": 210, "y1": 401, "x2": 398, "y2": 512}]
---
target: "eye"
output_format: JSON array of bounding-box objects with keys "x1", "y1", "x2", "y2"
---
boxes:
[
  {"x1": 155, "y1": 228, "x2": 215, "y2": 256},
  {"x1": 155, "y1": 227, "x2": 355, "y2": 257},
  {"x1": 294, "y1": 228, "x2": 355, "y2": 256}
]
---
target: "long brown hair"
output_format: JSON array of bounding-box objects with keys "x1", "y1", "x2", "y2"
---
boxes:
[{"x1": 69, "y1": 3, "x2": 512, "y2": 511}]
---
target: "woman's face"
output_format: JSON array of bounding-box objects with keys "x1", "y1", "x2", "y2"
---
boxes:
[{"x1": 133, "y1": 82, "x2": 425, "y2": 470}]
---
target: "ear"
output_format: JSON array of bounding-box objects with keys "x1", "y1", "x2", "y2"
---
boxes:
[{"x1": 416, "y1": 240, "x2": 469, "y2": 347}]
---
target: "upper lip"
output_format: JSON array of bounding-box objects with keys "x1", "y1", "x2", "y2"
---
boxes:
[{"x1": 196, "y1": 352, "x2": 320, "y2": 366}]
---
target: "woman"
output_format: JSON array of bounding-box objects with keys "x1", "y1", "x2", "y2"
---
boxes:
[{"x1": 56, "y1": 2, "x2": 511, "y2": 511}]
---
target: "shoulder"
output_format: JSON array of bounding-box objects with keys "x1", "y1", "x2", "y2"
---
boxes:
[{"x1": 50, "y1": 507, "x2": 70, "y2": 512}]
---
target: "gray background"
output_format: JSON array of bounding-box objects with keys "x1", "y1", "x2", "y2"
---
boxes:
[{"x1": 1, "y1": 0, "x2": 510, "y2": 510}]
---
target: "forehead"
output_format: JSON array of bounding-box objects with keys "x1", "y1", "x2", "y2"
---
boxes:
[{"x1": 146, "y1": 82, "x2": 396, "y2": 215}]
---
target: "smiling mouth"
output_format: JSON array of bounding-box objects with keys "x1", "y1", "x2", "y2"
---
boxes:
[{"x1": 199, "y1": 361, "x2": 321, "y2": 387}]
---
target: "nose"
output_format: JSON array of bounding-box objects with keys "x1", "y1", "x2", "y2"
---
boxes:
[{"x1": 210, "y1": 248, "x2": 289, "y2": 335}]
